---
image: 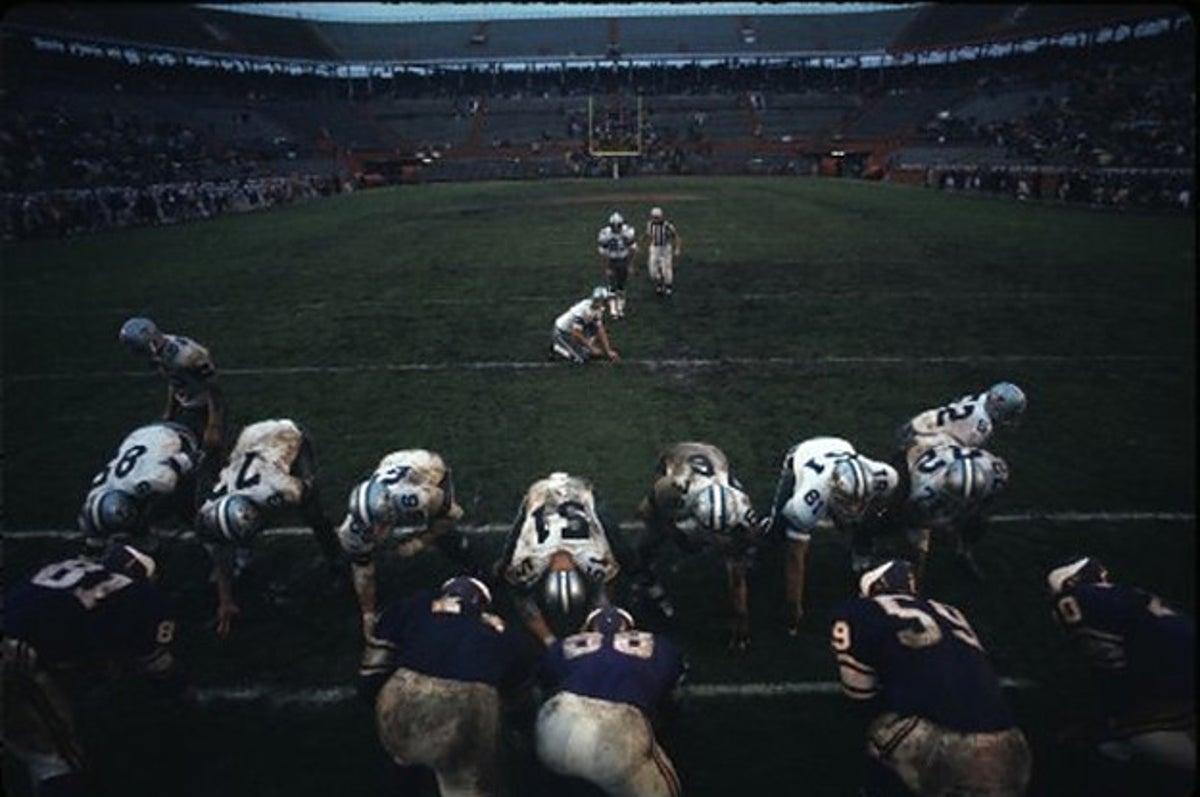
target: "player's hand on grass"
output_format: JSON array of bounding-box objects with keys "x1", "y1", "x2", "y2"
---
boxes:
[
  {"x1": 728, "y1": 624, "x2": 751, "y2": 654},
  {"x1": 607, "y1": 349, "x2": 620, "y2": 362},
  {"x1": 216, "y1": 600, "x2": 240, "y2": 637}
]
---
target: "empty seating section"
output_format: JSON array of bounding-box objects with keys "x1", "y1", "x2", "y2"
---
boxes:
[{"x1": 848, "y1": 88, "x2": 963, "y2": 136}]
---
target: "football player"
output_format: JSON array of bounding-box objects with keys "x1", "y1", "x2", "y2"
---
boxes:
[
  {"x1": 497, "y1": 472, "x2": 622, "y2": 646},
  {"x1": 195, "y1": 418, "x2": 341, "y2": 636},
  {"x1": 632, "y1": 441, "x2": 761, "y2": 651},
  {"x1": 596, "y1": 211, "x2": 638, "y2": 318},
  {"x1": 78, "y1": 421, "x2": 203, "y2": 552},
  {"x1": 1047, "y1": 557, "x2": 1195, "y2": 774},
  {"x1": 117, "y1": 316, "x2": 226, "y2": 457},
  {"x1": 764, "y1": 436, "x2": 900, "y2": 634},
  {"x1": 4, "y1": 544, "x2": 189, "y2": 797},
  {"x1": 903, "y1": 442, "x2": 1009, "y2": 585},
  {"x1": 643, "y1": 206, "x2": 682, "y2": 298},
  {"x1": 360, "y1": 576, "x2": 533, "y2": 797},
  {"x1": 536, "y1": 606, "x2": 686, "y2": 797},
  {"x1": 830, "y1": 560, "x2": 1032, "y2": 797},
  {"x1": 552, "y1": 286, "x2": 620, "y2": 364},
  {"x1": 898, "y1": 381, "x2": 1026, "y2": 454},
  {"x1": 336, "y1": 448, "x2": 471, "y2": 639}
]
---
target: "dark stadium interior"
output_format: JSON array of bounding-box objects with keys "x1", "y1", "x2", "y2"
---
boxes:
[{"x1": 1, "y1": 4, "x2": 1195, "y2": 797}]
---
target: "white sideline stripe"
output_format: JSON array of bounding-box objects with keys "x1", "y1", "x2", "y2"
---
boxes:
[
  {"x1": 7, "y1": 512, "x2": 1194, "y2": 541},
  {"x1": 6, "y1": 353, "x2": 1184, "y2": 381},
  {"x1": 194, "y1": 677, "x2": 1036, "y2": 707}
]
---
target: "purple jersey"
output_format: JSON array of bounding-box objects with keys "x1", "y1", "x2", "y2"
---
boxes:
[
  {"x1": 831, "y1": 594, "x2": 1015, "y2": 732},
  {"x1": 5, "y1": 557, "x2": 173, "y2": 668},
  {"x1": 540, "y1": 629, "x2": 685, "y2": 715},
  {"x1": 363, "y1": 588, "x2": 530, "y2": 695},
  {"x1": 1053, "y1": 582, "x2": 1194, "y2": 717}
]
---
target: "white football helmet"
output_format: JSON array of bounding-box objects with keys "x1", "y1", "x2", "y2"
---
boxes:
[
  {"x1": 688, "y1": 483, "x2": 752, "y2": 535},
  {"x1": 118, "y1": 316, "x2": 162, "y2": 355},
  {"x1": 591, "y1": 286, "x2": 612, "y2": 303},
  {"x1": 650, "y1": 207, "x2": 664, "y2": 220},
  {"x1": 985, "y1": 382, "x2": 1026, "y2": 426},
  {"x1": 349, "y1": 476, "x2": 394, "y2": 528},
  {"x1": 199, "y1": 494, "x2": 263, "y2": 543},
  {"x1": 608, "y1": 212, "x2": 623, "y2": 227},
  {"x1": 86, "y1": 489, "x2": 141, "y2": 536},
  {"x1": 945, "y1": 453, "x2": 1007, "y2": 504},
  {"x1": 830, "y1": 457, "x2": 870, "y2": 512}
]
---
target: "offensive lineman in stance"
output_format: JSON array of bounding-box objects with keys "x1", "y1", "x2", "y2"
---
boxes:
[
  {"x1": 830, "y1": 560, "x2": 1031, "y2": 797},
  {"x1": 195, "y1": 418, "x2": 341, "y2": 635},
  {"x1": 537, "y1": 606, "x2": 685, "y2": 797},
  {"x1": 632, "y1": 441, "x2": 761, "y2": 651},
  {"x1": 336, "y1": 448, "x2": 469, "y2": 640},
  {"x1": 902, "y1": 442, "x2": 1009, "y2": 585},
  {"x1": 498, "y1": 472, "x2": 622, "y2": 646},
  {"x1": 765, "y1": 436, "x2": 899, "y2": 634},
  {"x1": 360, "y1": 576, "x2": 532, "y2": 797},
  {"x1": 642, "y1": 206, "x2": 682, "y2": 298},
  {"x1": 78, "y1": 421, "x2": 203, "y2": 552},
  {"x1": 597, "y1": 211, "x2": 638, "y2": 319}
]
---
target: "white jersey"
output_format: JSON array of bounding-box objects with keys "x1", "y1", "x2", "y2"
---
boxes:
[
  {"x1": 83, "y1": 422, "x2": 200, "y2": 513},
  {"x1": 155, "y1": 333, "x2": 217, "y2": 409},
  {"x1": 203, "y1": 419, "x2": 307, "y2": 513},
  {"x1": 337, "y1": 449, "x2": 463, "y2": 559},
  {"x1": 597, "y1": 224, "x2": 638, "y2": 261},
  {"x1": 554, "y1": 298, "x2": 603, "y2": 334},
  {"x1": 906, "y1": 391, "x2": 994, "y2": 451},
  {"x1": 908, "y1": 444, "x2": 1008, "y2": 528},
  {"x1": 773, "y1": 437, "x2": 896, "y2": 541},
  {"x1": 504, "y1": 472, "x2": 619, "y2": 589},
  {"x1": 653, "y1": 441, "x2": 752, "y2": 543}
]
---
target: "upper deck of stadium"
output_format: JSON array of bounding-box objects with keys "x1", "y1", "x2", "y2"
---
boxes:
[{"x1": 1, "y1": 3, "x2": 1184, "y2": 65}]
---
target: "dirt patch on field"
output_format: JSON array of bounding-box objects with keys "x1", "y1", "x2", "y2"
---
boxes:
[{"x1": 550, "y1": 193, "x2": 706, "y2": 205}]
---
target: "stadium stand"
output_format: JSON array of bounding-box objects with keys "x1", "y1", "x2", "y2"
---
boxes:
[{"x1": 1, "y1": 3, "x2": 1192, "y2": 239}]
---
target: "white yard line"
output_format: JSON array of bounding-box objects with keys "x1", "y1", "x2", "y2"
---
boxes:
[
  {"x1": 193, "y1": 677, "x2": 1036, "y2": 707},
  {"x1": 7, "y1": 512, "x2": 1194, "y2": 541},
  {"x1": 6, "y1": 353, "x2": 1184, "y2": 382},
  {"x1": 3, "y1": 291, "x2": 1161, "y2": 317}
]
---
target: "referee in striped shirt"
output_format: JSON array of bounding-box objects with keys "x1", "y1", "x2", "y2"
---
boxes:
[{"x1": 644, "y1": 207, "x2": 682, "y2": 298}]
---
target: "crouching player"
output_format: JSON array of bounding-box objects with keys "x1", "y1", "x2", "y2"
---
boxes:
[
  {"x1": 551, "y1": 287, "x2": 620, "y2": 364},
  {"x1": 830, "y1": 560, "x2": 1031, "y2": 796},
  {"x1": 4, "y1": 545, "x2": 189, "y2": 797},
  {"x1": 336, "y1": 448, "x2": 470, "y2": 639},
  {"x1": 78, "y1": 420, "x2": 204, "y2": 553},
  {"x1": 195, "y1": 418, "x2": 341, "y2": 636},
  {"x1": 631, "y1": 441, "x2": 761, "y2": 651},
  {"x1": 1047, "y1": 556, "x2": 1194, "y2": 786},
  {"x1": 497, "y1": 471, "x2": 623, "y2": 646},
  {"x1": 536, "y1": 606, "x2": 685, "y2": 797},
  {"x1": 764, "y1": 436, "x2": 899, "y2": 634},
  {"x1": 359, "y1": 576, "x2": 532, "y2": 797}
]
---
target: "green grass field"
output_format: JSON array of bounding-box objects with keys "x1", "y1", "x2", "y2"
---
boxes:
[{"x1": 3, "y1": 176, "x2": 1195, "y2": 796}]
